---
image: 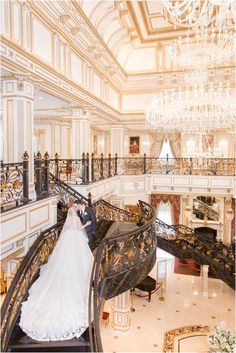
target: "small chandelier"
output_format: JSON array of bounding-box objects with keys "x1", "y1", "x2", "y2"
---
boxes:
[
  {"x1": 162, "y1": 0, "x2": 236, "y2": 29},
  {"x1": 146, "y1": 83, "x2": 236, "y2": 133}
]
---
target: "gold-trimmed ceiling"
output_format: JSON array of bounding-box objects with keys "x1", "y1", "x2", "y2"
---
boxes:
[
  {"x1": 126, "y1": 0, "x2": 186, "y2": 43},
  {"x1": 79, "y1": 0, "x2": 194, "y2": 72}
]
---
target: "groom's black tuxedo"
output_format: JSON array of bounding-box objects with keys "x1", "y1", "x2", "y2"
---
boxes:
[{"x1": 78, "y1": 207, "x2": 96, "y2": 247}]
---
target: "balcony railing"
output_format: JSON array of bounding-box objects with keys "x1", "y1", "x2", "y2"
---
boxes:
[
  {"x1": 1, "y1": 152, "x2": 235, "y2": 212},
  {"x1": 1, "y1": 152, "x2": 30, "y2": 211},
  {"x1": 48, "y1": 154, "x2": 235, "y2": 184}
]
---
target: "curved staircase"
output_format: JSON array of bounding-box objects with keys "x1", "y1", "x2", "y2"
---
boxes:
[
  {"x1": 1, "y1": 175, "x2": 234, "y2": 352},
  {"x1": 156, "y1": 219, "x2": 235, "y2": 289},
  {"x1": 1, "y1": 177, "x2": 156, "y2": 352}
]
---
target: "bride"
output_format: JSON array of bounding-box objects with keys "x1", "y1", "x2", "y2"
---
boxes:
[{"x1": 19, "y1": 206, "x2": 94, "y2": 341}]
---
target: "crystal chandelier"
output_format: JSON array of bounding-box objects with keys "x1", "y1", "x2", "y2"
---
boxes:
[
  {"x1": 167, "y1": 28, "x2": 236, "y2": 71},
  {"x1": 145, "y1": 83, "x2": 236, "y2": 133},
  {"x1": 162, "y1": 0, "x2": 236, "y2": 29}
]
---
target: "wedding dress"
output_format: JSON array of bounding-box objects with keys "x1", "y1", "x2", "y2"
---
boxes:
[{"x1": 19, "y1": 208, "x2": 94, "y2": 341}]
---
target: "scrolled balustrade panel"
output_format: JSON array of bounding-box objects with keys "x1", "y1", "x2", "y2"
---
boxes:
[
  {"x1": 49, "y1": 158, "x2": 84, "y2": 184},
  {"x1": 1, "y1": 162, "x2": 24, "y2": 209}
]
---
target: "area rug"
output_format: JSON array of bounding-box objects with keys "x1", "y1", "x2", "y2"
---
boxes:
[{"x1": 163, "y1": 325, "x2": 210, "y2": 352}]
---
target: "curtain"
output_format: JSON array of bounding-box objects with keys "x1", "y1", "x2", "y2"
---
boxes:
[
  {"x1": 167, "y1": 132, "x2": 181, "y2": 158},
  {"x1": 151, "y1": 194, "x2": 180, "y2": 225},
  {"x1": 150, "y1": 133, "x2": 165, "y2": 157}
]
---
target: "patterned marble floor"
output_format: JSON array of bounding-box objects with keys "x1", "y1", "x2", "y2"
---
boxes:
[{"x1": 101, "y1": 248, "x2": 235, "y2": 353}]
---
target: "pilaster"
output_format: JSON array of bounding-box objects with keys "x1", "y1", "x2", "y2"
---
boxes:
[
  {"x1": 111, "y1": 125, "x2": 124, "y2": 157},
  {"x1": 112, "y1": 291, "x2": 131, "y2": 331},
  {"x1": 71, "y1": 108, "x2": 91, "y2": 158},
  {"x1": 2, "y1": 76, "x2": 35, "y2": 199}
]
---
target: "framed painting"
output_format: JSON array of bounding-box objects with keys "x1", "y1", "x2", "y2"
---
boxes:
[{"x1": 129, "y1": 136, "x2": 139, "y2": 155}]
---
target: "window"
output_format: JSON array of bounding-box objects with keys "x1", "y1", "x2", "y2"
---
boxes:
[
  {"x1": 157, "y1": 202, "x2": 172, "y2": 225},
  {"x1": 159, "y1": 138, "x2": 174, "y2": 159},
  {"x1": 218, "y1": 139, "x2": 229, "y2": 157}
]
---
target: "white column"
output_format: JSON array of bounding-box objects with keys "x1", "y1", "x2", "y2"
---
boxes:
[
  {"x1": 60, "y1": 125, "x2": 69, "y2": 158},
  {"x1": 97, "y1": 133, "x2": 106, "y2": 155},
  {"x1": 82, "y1": 61, "x2": 87, "y2": 89},
  {"x1": 2, "y1": 77, "x2": 35, "y2": 199},
  {"x1": 223, "y1": 197, "x2": 233, "y2": 245},
  {"x1": 111, "y1": 126, "x2": 124, "y2": 157},
  {"x1": 112, "y1": 291, "x2": 131, "y2": 331},
  {"x1": 71, "y1": 108, "x2": 90, "y2": 158},
  {"x1": 201, "y1": 265, "x2": 209, "y2": 296}
]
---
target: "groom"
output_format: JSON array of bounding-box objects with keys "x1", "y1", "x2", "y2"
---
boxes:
[{"x1": 73, "y1": 200, "x2": 96, "y2": 248}]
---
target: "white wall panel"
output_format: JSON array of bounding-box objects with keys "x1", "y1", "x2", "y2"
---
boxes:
[
  {"x1": 125, "y1": 47, "x2": 156, "y2": 72},
  {"x1": 122, "y1": 93, "x2": 156, "y2": 112},
  {"x1": 0, "y1": 1, "x2": 10, "y2": 36},
  {"x1": 12, "y1": 2, "x2": 21, "y2": 43},
  {"x1": 108, "y1": 86, "x2": 119, "y2": 110},
  {"x1": 54, "y1": 124, "x2": 61, "y2": 155},
  {"x1": 2, "y1": 213, "x2": 27, "y2": 243},
  {"x1": 32, "y1": 18, "x2": 52, "y2": 64},
  {"x1": 71, "y1": 51, "x2": 82, "y2": 85},
  {"x1": 22, "y1": 9, "x2": 31, "y2": 50},
  {"x1": 93, "y1": 72, "x2": 101, "y2": 97},
  {"x1": 29, "y1": 204, "x2": 49, "y2": 229}
]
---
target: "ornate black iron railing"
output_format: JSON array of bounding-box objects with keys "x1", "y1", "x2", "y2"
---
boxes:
[
  {"x1": 156, "y1": 218, "x2": 235, "y2": 289},
  {"x1": 89, "y1": 200, "x2": 156, "y2": 352},
  {"x1": 49, "y1": 172, "x2": 89, "y2": 208},
  {"x1": 2, "y1": 153, "x2": 235, "y2": 212},
  {"x1": 48, "y1": 154, "x2": 235, "y2": 184},
  {"x1": 1, "y1": 222, "x2": 64, "y2": 352},
  {"x1": 1, "y1": 152, "x2": 30, "y2": 211},
  {"x1": 49, "y1": 153, "x2": 89, "y2": 184},
  {"x1": 34, "y1": 151, "x2": 50, "y2": 199},
  {"x1": 91, "y1": 153, "x2": 117, "y2": 182}
]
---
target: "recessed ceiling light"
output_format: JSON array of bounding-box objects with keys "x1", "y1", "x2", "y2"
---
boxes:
[{"x1": 38, "y1": 96, "x2": 43, "y2": 100}]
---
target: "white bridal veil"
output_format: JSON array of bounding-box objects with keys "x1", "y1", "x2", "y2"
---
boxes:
[{"x1": 62, "y1": 208, "x2": 78, "y2": 232}]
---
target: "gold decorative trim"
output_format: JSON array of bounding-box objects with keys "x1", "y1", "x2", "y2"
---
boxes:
[
  {"x1": 163, "y1": 325, "x2": 209, "y2": 352},
  {"x1": 71, "y1": 0, "x2": 126, "y2": 77},
  {"x1": 126, "y1": 1, "x2": 196, "y2": 43},
  {"x1": 1, "y1": 38, "x2": 121, "y2": 117}
]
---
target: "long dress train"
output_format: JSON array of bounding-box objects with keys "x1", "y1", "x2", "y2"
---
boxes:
[{"x1": 19, "y1": 208, "x2": 94, "y2": 341}]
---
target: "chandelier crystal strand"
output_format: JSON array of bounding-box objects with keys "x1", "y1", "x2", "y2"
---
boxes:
[
  {"x1": 162, "y1": 0, "x2": 236, "y2": 29},
  {"x1": 146, "y1": 83, "x2": 236, "y2": 133},
  {"x1": 168, "y1": 28, "x2": 235, "y2": 71}
]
